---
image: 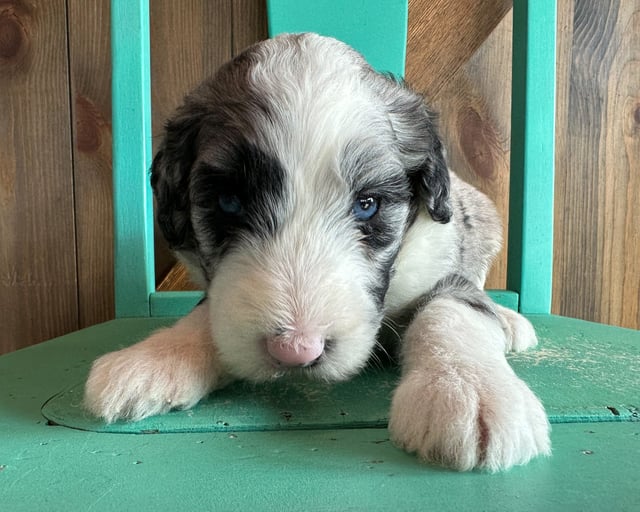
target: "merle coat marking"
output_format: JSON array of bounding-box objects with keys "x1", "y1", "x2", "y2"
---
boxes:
[{"x1": 86, "y1": 33, "x2": 550, "y2": 472}]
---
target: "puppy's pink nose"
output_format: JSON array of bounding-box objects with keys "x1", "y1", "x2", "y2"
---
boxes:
[{"x1": 266, "y1": 333, "x2": 324, "y2": 367}]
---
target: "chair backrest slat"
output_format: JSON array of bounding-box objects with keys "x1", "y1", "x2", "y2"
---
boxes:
[
  {"x1": 110, "y1": 0, "x2": 557, "y2": 318},
  {"x1": 112, "y1": 0, "x2": 155, "y2": 318},
  {"x1": 508, "y1": 0, "x2": 557, "y2": 314},
  {"x1": 267, "y1": 0, "x2": 408, "y2": 78}
]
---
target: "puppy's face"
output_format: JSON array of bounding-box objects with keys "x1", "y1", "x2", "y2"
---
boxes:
[{"x1": 152, "y1": 33, "x2": 451, "y2": 382}]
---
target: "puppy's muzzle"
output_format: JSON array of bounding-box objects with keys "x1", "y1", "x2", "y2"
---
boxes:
[{"x1": 266, "y1": 332, "x2": 325, "y2": 367}]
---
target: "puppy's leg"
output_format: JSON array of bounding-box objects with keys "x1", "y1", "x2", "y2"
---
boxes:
[
  {"x1": 389, "y1": 278, "x2": 550, "y2": 472},
  {"x1": 85, "y1": 303, "x2": 232, "y2": 422}
]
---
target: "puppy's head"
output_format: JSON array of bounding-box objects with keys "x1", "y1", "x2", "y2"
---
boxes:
[{"x1": 152, "y1": 33, "x2": 451, "y2": 381}]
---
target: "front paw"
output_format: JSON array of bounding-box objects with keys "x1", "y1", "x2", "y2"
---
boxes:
[
  {"x1": 84, "y1": 328, "x2": 222, "y2": 423},
  {"x1": 388, "y1": 367, "x2": 551, "y2": 472}
]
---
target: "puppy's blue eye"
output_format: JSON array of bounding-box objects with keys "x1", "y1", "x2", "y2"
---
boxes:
[
  {"x1": 352, "y1": 197, "x2": 379, "y2": 221},
  {"x1": 218, "y1": 194, "x2": 243, "y2": 215}
]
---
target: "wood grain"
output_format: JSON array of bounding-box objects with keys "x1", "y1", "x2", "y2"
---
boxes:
[
  {"x1": 67, "y1": 0, "x2": 114, "y2": 328},
  {"x1": 0, "y1": 0, "x2": 78, "y2": 352},
  {"x1": 553, "y1": 0, "x2": 640, "y2": 328},
  {"x1": 232, "y1": 0, "x2": 268, "y2": 55},
  {"x1": 157, "y1": 262, "x2": 200, "y2": 292},
  {"x1": 406, "y1": 0, "x2": 511, "y2": 99}
]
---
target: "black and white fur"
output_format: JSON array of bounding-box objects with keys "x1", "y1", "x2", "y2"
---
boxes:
[{"x1": 85, "y1": 33, "x2": 550, "y2": 471}]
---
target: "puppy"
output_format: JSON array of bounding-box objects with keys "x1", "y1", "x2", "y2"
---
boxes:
[{"x1": 85, "y1": 33, "x2": 550, "y2": 471}]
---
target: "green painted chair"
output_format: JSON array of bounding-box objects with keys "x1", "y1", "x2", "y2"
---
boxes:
[{"x1": 1, "y1": 1, "x2": 638, "y2": 509}]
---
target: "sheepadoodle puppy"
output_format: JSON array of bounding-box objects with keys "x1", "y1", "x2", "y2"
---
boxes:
[{"x1": 85, "y1": 33, "x2": 550, "y2": 471}]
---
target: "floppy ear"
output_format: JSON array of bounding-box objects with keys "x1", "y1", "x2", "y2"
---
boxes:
[
  {"x1": 405, "y1": 118, "x2": 452, "y2": 224},
  {"x1": 375, "y1": 76, "x2": 452, "y2": 223},
  {"x1": 150, "y1": 108, "x2": 204, "y2": 251}
]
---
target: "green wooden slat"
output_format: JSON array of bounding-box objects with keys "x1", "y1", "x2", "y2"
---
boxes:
[
  {"x1": 267, "y1": 0, "x2": 408, "y2": 77},
  {"x1": 487, "y1": 290, "x2": 520, "y2": 311},
  {"x1": 149, "y1": 291, "x2": 204, "y2": 317},
  {"x1": 507, "y1": 0, "x2": 557, "y2": 314},
  {"x1": 112, "y1": 0, "x2": 155, "y2": 317}
]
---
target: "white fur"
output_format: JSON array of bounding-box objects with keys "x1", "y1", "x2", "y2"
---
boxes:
[
  {"x1": 389, "y1": 299, "x2": 551, "y2": 472},
  {"x1": 84, "y1": 305, "x2": 232, "y2": 422},
  {"x1": 385, "y1": 211, "x2": 457, "y2": 316},
  {"x1": 207, "y1": 227, "x2": 381, "y2": 382}
]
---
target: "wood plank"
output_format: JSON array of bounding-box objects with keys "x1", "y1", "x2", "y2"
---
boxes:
[
  {"x1": 156, "y1": 262, "x2": 200, "y2": 291},
  {"x1": 232, "y1": 0, "x2": 268, "y2": 55},
  {"x1": 406, "y1": 0, "x2": 512, "y2": 99},
  {"x1": 0, "y1": 0, "x2": 78, "y2": 353},
  {"x1": 67, "y1": 0, "x2": 115, "y2": 328},
  {"x1": 600, "y1": 3, "x2": 640, "y2": 328},
  {"x1": 553, "y1": 0, "x2": 640, "y2": 329},
  {"x1": 150, "y1": 0, "x2": 234, "y2": 142}
]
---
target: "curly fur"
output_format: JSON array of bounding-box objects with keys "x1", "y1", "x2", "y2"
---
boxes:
[{"x1": 85, "y1": 33, "x2": 550, "y2": 472}]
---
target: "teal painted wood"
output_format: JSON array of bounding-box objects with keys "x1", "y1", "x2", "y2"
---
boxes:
[
  {"x1": 487, "y1": 290, "x2": 519, "y2": 311},
  {"x1": 2, "y1": 316, "x2": 639, "y2": 510},
  {"x1": 150, "y1": 291, "x2": 204, "y2": 317},
  {"x1": 267, "y1": 0, "x2": 408, "y2": 78},
  {"x1": 507, "y1": 0, "x2": 557, "y2": 314},
  {"x1": 112, "y1": 0, "x2": 155, "y2": 318}
]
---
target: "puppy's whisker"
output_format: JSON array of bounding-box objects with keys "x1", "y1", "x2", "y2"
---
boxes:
[{"x1": 381, "y1": 318, "x2": 402, "y2": 344}]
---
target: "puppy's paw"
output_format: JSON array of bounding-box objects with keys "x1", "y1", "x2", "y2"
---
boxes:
[
  {"x1": 85, "y1": 328, "x2": 225, "y2": 423},
  {"x1": 496, "y1": 305, "x2": 538, "y2": 352},
  {"x1": 389, "y1": 366, "x2": 551, "y2": 472}
]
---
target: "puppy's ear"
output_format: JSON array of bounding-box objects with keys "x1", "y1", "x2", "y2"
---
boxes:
[
  {"x1": 405, "y1": 118, "x2": 452, "y2": 224},
  {"x1": 376, "y1": 76, "x2": 452, "y2": 223},
  {"x1": 150, "y1": 108, "x2": 203, "y2": 250}
]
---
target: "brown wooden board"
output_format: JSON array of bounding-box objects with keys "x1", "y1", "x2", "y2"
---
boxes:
[
  {"x1": 554, "y1": 1, "x2": 640, "y2": 329},
  {"x1": 68, "y1": 0, "x2": 115, "y2": 328},
  {"x1": 0, "y1": 0, "x2": 78, "y2": 353}
]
